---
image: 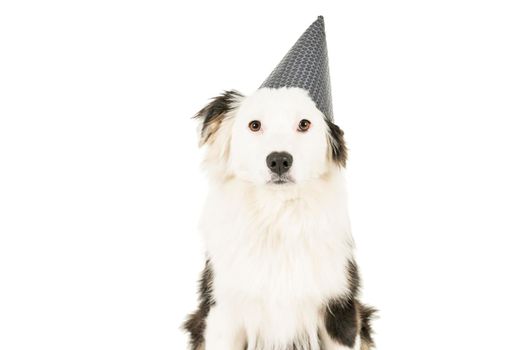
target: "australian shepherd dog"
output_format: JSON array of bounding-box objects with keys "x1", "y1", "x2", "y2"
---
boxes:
[{"x1": 184, "y1": 87, "x2": 376, "y2": 350}]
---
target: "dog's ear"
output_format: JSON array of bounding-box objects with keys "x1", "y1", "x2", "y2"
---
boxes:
[
  {"x1": 194, "y1": 90, "x2": 243, "y2": 146},
  {"x1": 326, "y1": 120, "x2": 348, "y2": 167}
]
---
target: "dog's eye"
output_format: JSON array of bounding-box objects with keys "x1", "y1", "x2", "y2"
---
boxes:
[
  {"x1": 248, "y1": 120, "x2": 261, "y2": 132},
  {"x1": 297, "y1": 119, "x2": 311, "y2": 132}
]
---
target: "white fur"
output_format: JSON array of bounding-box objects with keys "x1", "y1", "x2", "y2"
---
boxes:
[{"x1": 199, "y1": 88, "x2": 357, "y2": 350}]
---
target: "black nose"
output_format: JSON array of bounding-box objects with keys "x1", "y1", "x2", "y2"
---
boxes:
[{"x1": 266, "y1": 152, "x2": 293, "y2": 175}]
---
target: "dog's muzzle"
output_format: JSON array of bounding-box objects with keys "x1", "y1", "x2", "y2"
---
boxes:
[{"x1": 266, "y1": 152, "x2": 294, "y2": 184}]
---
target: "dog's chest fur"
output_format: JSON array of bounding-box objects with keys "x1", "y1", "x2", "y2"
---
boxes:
[{"x1": 201, "y1": 176, "x2": 354, "y2": 346}]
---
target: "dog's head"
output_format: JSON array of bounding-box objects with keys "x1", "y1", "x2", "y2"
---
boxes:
[{"x1": 195, "y1": 87, "x2": 347, "y2": 186}]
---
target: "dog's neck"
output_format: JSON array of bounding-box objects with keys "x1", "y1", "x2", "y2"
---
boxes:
[{"x1": 205, "y1": 167, "x2": 349, "y2": 230}]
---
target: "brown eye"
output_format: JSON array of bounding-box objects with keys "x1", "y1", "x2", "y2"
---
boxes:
[
  {"x1": 248, "y1": 120, "x2": 261, "y2": 132},
  {"x1": 298, "y1": 119, "x2": 311, "y2": 132}
]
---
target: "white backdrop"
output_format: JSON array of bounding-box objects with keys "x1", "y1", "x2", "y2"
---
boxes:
[{"x1": 1, "y1": 1, "x2": 524, "y2": 349}]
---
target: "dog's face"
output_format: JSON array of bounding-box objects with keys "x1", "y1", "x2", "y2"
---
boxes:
[{"x1": 196, "y1": 87, "x2": 346, "y2": 186}]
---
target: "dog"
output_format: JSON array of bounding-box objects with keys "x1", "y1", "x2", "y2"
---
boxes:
[{"x1": 183, "y1": 87, "x2": 376, "y2": 350}]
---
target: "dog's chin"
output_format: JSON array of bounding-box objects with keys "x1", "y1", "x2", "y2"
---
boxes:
[{"x1": 267, "y1": 174, "x2": 295, "y2": 185}]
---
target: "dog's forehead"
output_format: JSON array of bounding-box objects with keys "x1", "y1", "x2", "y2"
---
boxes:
[{"x1": 239, "y1": 87, "x2": 321, "y2": 121}]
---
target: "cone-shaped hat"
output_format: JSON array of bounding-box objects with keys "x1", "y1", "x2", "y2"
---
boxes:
[{"x1": 260, "y1": 16, "x2": 333, "y2": 120}]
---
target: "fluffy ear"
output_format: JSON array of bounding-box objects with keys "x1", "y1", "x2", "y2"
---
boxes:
[
  {"x1": 326, "y1": 120, "x2": 348, "y2": 167},
  {"x1": 194, "y1": 90, "x2": 243, "y2": 146}
]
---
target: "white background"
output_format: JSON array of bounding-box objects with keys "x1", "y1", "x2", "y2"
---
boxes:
[{"x1": 1, "y1": 1, "x2": 524, "y2": 349}]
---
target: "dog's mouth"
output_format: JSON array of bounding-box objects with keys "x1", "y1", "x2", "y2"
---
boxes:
[{"x1": 268, "y1": 174, "x2": 295, "y2": 185}]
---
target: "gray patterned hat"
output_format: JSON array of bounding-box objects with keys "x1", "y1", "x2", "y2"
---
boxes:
[{"x1": 260, "y1": 16, "x2": 333, "y2": 120}]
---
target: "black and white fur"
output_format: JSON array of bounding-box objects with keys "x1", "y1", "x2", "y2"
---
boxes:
[{"x1": 184, "y1": 88, "x2": 376, "y2": 350}]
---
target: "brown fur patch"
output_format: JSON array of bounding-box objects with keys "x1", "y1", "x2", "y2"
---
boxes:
[
  {"x1": 182, "y1": 260, "x2": 215, "y2": 350},
  {"x1": 325, "y1": 260, "x2": 377, "y2": 349},
  {"x1": 326, "y1": 120, "x2": 348, "y2": 167},
  {"x1": 358, "y1": 302, "x2": 377, "y2": 349},
  {"x1": 194, "y1": 90, "x2": 243, "y2": 146}
]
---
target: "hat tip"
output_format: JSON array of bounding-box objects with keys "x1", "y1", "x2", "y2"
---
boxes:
[{"x1": 315, "y1": 16, "x2": 325, "y2": 32}]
